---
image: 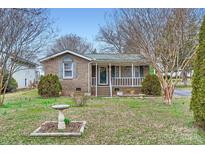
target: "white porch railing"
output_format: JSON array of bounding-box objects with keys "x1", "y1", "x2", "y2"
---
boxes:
[
  {"x1": 111, "y1": 77, "x2": 144, "y2": 87},
  {"x1": 91, "y1": 77, "x2": 144, "y2": 87}
]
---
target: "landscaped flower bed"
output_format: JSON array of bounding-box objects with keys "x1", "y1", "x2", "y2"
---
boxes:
[{"x1": 30, "y1": 121, "x2": 86, "y2": 137}]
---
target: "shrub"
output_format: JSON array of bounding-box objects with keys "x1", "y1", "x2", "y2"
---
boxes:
[
  {"x1": 190, "y1": 16, "x2": 205, "y2": 128},
  {"x1": 2, "y1": 74, "x2": 18, "y2": 93},
  {"x1": 73, "y1": 92, "x2": 88, "y2": 107},
  {"x1": 141, "y1": 74, "x2": 161, "y2": 96},
  {"x1": 38, "y1": 74, "x2": 62, "y2": 97}
]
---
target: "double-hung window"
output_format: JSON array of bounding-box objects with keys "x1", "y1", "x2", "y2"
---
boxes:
[
  {"x1": 111, "y1": 66, "x2": 120, "y2": 77},
  {"x1": 134, "y1": 66, "x2": 144, "y2": 77},
  {"x1": 134, "y1": 66, "x2": 140, "y2": 77},
  {"x1": 63, "y1": 61, "x2": 73, "y2": 79}
]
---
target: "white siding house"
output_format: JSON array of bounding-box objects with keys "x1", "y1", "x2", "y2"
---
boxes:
[
  {"x1": 10, "y1": 57, "x2": 39, "y2": 89},
  {"x1": 13, "y1": 65, "x2": 37, "y2": 89}
]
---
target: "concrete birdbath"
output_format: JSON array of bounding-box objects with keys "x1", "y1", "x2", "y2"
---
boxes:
[
  {"x1": 30, "y1": 104, "x2": 86, "y2": 137},
  {"x1": 52, "y1": 104, "x2": 70, "y2": 130}
]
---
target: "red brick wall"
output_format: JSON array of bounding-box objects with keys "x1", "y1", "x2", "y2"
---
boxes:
[
  {"x1": 144, "y1": 65, "x2": 149, "y2": 76},
  {"x1": 42, "y1": 53, "x2": 90, "y2": 96},
  {"x1": 91, "y1": 87, "x2": 142, "y2": 96}
]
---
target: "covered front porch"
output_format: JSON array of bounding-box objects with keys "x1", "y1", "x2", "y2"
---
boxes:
[{"x1": 90, "y1": 63, "x2": 149, "y2": 96}]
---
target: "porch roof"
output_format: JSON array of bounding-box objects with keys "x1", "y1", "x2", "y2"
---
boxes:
[{"x1": 85, "y1": 53, "x2": 148, "y2": 63}]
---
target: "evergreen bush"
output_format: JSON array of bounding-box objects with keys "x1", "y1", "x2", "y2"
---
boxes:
[
  {"x1": 141, "y1": 74, "x2": 161, "y2": 96},
  {"x1": 38, "y1": 74, "x2": 62, "y2": 97},
  {"x1": 2, "y1": 74, "x2": 18, "y2": 93},
  {"x1": 190, "y1": 16, "x2": 205, "y2": 128}
]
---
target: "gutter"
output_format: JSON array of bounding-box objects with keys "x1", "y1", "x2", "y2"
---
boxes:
[{"x1": 87, "y1": 60, "x2": 94, "y2": 93}]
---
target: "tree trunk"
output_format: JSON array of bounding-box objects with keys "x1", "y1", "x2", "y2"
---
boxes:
[
  {"x1": 0, "y1": 71, "x2": 9, "y2": 106},
  {"x1": 0, "y1": 67, "x2": 3, "y2": 106},
  {"x1": 182, "y1": 71, "x2": 188, "y2": 86},
  {"x1": 163, "y1": 85, "x2": 175, "y2": 105}
]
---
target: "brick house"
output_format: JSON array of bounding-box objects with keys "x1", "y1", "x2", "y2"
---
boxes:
[{"x1": 40, "y1": 50, "x2": 150, "y2": 97}]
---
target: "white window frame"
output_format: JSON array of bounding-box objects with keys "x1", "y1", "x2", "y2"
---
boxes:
[{"x1": 63, "y1": 62, "x2": 73, "y2": 79}]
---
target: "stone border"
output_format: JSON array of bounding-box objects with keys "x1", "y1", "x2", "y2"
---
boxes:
[{"x1": 30, "y1": 121, "x2": 86, "y2": 137}]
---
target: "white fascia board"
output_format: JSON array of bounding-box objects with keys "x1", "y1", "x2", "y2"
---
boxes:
[{"x1": 39, "y1": 50, "x2": 92, "y2": 62}]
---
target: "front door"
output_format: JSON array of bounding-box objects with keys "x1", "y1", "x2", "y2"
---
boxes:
[{"x1": 98, "y1": 66, "x2": 108, "y2": 85}]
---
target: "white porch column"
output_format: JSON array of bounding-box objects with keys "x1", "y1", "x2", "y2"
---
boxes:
[
  {"x1": 132, "y1": 63, "x2": 134, "y2": 87},
  {"x1": 109, "y1": 63, "x2": 112, "y2": 97},
  {"x1": 119, "y1": 66, "x2": 121, "y2": 77},
  {"x1": 95, "y1": 63, "x2": 98, "y2": 97}
]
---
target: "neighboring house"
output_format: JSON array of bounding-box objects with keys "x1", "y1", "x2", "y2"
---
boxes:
[
  {"x1": 40, "y1": 50, "x2": 150, "y2": 97},
  {"x1": 12, "y1": 57, "x2": 39, "y2": 89}
]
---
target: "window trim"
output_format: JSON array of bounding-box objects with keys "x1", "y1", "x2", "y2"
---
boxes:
[{"x1": 63, "y1": 62, "x2": 73, "y2": 79}]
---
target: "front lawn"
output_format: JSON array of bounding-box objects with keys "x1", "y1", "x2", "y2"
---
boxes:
[{"x1": 0, "y1": 89, "x2": 205, "y2": 144}]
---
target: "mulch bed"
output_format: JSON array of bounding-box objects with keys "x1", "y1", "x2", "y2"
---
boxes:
[{"x1": 37, "y1": 121, "x2": 83, "y2": 133}]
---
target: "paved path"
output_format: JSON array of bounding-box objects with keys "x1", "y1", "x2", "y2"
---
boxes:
[{"x1": 174, "y1": 89, "x2": 192, "y2": 96}]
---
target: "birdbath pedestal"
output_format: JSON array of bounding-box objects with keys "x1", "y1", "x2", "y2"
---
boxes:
[{"x1": 52, "y1": 104, "x2": 70, "y2": 130}]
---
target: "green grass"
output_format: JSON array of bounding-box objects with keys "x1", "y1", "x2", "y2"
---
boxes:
[{"x1": 0, "y1": 89, "x2": 205, "y2": 144}]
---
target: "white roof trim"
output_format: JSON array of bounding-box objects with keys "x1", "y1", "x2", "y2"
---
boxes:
[{"x1": 40, "y1": 50, "x2": 92, "y2": 62}]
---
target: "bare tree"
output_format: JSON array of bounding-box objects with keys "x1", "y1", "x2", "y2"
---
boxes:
[
  {"x1": 99, "y1": 8, "x2": 203, "y2": 104},
  {"x1": 97, "y1": 12, "x2": 138, "y2": 53},
  {"x1": 122, "y1": 8, "x2": 203, "y2": 104},
  {"x1": 97, "y1": 13, "x2": 125, "y2": 53},
  {"x1": 50, "y1": 33, "x2": 94, "y2": 54},
  {"x1": 0, "y1": 9, "x2": 53, "y2": 105}
]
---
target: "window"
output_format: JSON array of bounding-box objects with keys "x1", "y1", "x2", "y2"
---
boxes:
[
  {"x1": 25, "y1": 78, "x2": 27, "y2": 87},
  {"x1": 134, "y1": 66, "x2": 144, "y2": 77},
  {"x1": 63, "y1": 62, "x2": 73, "y2": 79},
  {"x1": 134, "y1": 66, "x2": 140, "y2": 77},
  {"x1": 121, "y1": 66, "x2": 132, "y2": 77},
  {"x1": 111, "y1": 66, "x2": 119, "y2": 77},
  {"x1": 140, "y1": 66, "x2": 144, "y2": 77}
]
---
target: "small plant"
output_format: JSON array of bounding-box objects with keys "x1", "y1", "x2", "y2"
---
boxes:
[
  {"x1": 2, "y1": 110, "x2": 7, "y2": 116},
  {"x1": 73, "y1": 92, "x2": 88, "y2": 107},
  {"x1": 64, "y1": 118, "x2": 71, "y2": 125}
]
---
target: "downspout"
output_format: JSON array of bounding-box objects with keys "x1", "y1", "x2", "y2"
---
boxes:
[
  {"x1": 87, "y1": 61, "x2": 92, "y2": 94},
  {"x1": 132, "y1": 63, "x2": 134, "y2": 87},
  {"x1": 95, "y1": 62, "x2": 97, "y2": 97},
  {"x1": 109, "y1": 63, "x2": 112, "y2": 97}
]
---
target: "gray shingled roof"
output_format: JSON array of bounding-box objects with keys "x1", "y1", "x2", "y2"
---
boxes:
[
  {"x1": 85, "y1": 53, "x2": 147, "y2": 62},
  {"x1": 39, "y1": 50, "x2": 149, "y2": 64}
]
